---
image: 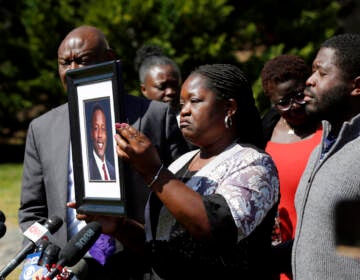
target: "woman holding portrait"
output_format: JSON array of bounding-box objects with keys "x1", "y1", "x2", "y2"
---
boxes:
[
  {"x1": 111, "y1": 64, "x2": 279, "y2": 279},
  {"x1": 112, "y1": 64, "x2": 279, "y2": 279}
]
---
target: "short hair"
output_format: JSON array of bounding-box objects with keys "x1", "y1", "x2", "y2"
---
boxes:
[
  {"x1": 191, "y1": 64, "x2": 265, "y2": 148},
  {"x1": 91, "y1": 103, "x2": 106, "y2": 125},
  {"x1": 321, "y1": 33, "x2": 360, "y2": 80},
  {"x1": 138, "y1": 55, "x2": 181, "y2": 84},
  {"x1": 134, "y1": 44, "x2": 165, "y2": 71},
  {"x1": 135, "y1": 44, "x2": 181, "y2": 84},
  {"x1": 260, "y1": 54, "x2": 310, "y2": 95}
]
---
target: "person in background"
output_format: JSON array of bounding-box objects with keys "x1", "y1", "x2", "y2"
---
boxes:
[
  {"x1": 134, "y1": 44, "x2": 199, "y2": 152},
  {"x1": 260, "y1": 54, "x2": 322, "y2": 280},
  {"x1": 88, "y1": 102, "x2": 115, "y2": 181},
  {"x1": 135, "y1": 44, "x2": 182, "y2": 111},
  {"x1": 291, "y1": 33, "x2": 360, "y2": 279},
  {"x1": 18, "y1": 25, "x2": 189, "y2": 280},
  {"x1": 110, "y1": 64, "x2": 279, "y2": 279}
]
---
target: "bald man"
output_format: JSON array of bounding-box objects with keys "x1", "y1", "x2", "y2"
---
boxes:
[{"x1": 18, "y1": 26, "x2": 189, "y2": 279}]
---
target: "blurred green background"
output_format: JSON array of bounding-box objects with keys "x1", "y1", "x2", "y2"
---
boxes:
[
  {"x1": 1, "y1": 0, "x2": 360, "y2": 157},
  {"x1": 0, "y1": 1, "x2": 359, "y2": 278}
]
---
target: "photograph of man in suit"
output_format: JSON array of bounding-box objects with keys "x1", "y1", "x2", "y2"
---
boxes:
[{"x1": 87, "y1": 102, "x2": 116, "y2": 181}]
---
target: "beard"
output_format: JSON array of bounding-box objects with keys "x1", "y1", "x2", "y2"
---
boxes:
[{"x1": 305, "y1": 83, "x2": 350, "y2": 122}]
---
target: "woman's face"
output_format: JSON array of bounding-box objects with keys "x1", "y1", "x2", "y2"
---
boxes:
[
  {"x1": 267, "y1": 79, "x2": 308, "y2": 127},
  {"x1": 141, "y1": 64, "x2": 180, "y2": 108},
  {"x1": 178, "y1": 74, "x2": 227, "y2": 147}
]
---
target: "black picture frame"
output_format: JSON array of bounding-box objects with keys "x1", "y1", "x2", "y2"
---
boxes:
[{"x1": 66, "y1": 60, "x2": 126, "y2": 216}]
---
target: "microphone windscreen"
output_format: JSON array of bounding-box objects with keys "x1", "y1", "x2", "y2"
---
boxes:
[
  {"x1": 35, "y1": 239, "x2": 49, "y2": 253},
  {"x1": 0, "y1": 210, "x2": 5, "y2": 223},
  {"x1": 67, "y1": 258, "x2": 89, "y2": 279},
  {"x1": 38, "y1": 243, "x2": 60, "y2": 266},
  {"x1": 0, "y1": 222, "x2": 6, "y2": 238},
  {"x1": 45, "y1": 216, "x2": 63, "y2": 233},
  {"x1": 60, "y1": 221, "x2": 102, "y2": 266}
]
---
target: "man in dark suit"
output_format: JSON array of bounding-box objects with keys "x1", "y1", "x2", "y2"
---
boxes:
[
  {"x1": 88, "y1": 102, "x2": 115, "y2": 181},
  {"x1": 18, "y1": 25, "x2": 189, "y2": 279}
]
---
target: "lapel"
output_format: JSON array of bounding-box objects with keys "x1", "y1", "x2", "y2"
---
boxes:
[
  {"x1": 53, "y1": 104, "x2": 71, "y2": 208},
  {"x1": 124, "y1": 94, "x2": 145, "y2": 130}
]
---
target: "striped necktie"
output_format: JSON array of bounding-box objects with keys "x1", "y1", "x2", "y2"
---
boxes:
[{"x1": 102, "y1": 163, "x2": 109, "y2": 180}]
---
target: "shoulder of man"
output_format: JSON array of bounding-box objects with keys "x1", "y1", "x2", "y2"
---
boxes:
[
  {"x1": 30, "y1": 103, "x2": 68, "y2": 125},
  {"x1": 27, "y1": 103, "x2": 69, "y2": 138}
]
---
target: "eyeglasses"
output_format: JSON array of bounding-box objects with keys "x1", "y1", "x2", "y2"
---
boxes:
[{"x1": 274, "y1": 92, "x2": 306, "y2": 111}]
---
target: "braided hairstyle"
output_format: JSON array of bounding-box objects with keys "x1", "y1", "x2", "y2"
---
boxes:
[{"x1": 192, "y1": 64, "x2": 265, "y2": 149}]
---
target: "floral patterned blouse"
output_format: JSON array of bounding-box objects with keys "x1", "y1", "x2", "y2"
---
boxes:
[{"x1": 145, "y1": 142, "x2": 279, "y2": 243}]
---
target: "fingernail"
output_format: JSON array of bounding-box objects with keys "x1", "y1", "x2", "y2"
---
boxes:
[
  {"x1": 120, "y1": 123, "x2": 128, "y2": 128},
  {"x1": 115, "y1": 123, "x2": 121, "y2": 129}
]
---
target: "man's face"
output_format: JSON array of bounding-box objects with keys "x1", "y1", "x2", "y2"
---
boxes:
[
  {"x1": 57, "y1": 32, "x2": 107, "y2": 90},
  {"x1": 304, "y1": 47, "x2": 351, "y2": 121},
  {"x1": 91, "y1": 109, "x2": 107, "y2": 161}
]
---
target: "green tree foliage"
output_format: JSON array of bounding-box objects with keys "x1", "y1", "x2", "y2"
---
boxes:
[
  {"x1": 0, "y1": 0, "x2": 351, "y2": 144},
  {"x1": 76, "y1": 0, "x2": 236, "y2": 95}
]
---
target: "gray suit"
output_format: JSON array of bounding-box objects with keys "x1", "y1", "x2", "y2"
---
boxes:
[{"x1": 18, "y1": 94, "x2": 189, "y2": 248}]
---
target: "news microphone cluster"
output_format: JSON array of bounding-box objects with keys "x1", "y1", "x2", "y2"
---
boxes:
[
  {"x1": 19, "y1": 239, "x2": 62, "y2": 280},
  {"x1": 0, "y1": 216, "x2": 63, "y2": 279},
  {"x1": 44, "y1": 221, "x2": 102, "y2": 280}
]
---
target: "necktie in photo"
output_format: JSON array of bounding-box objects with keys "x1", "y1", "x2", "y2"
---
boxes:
[{"x1": 102, "y1": 163, "x2": 109, "y2": 180}]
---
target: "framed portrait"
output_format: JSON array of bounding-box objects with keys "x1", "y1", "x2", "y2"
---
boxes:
[{"x1": 66, "y1": 60, "x2": 126, "y2": 216}]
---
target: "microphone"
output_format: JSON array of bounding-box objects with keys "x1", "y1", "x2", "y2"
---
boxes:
[
  {"x1": 38, "y1": 243, "x2": 61, "y2": 267},
  {"x1": 0, "y1": 223, "x2": 6, "y2": 239},
  {"x1": 0, "y1": 210, "x2": 5, "y2": 222},
  {"x1": 0, "y1": 216, "x2": 63, "y2": 279},
  {"x1": 18, "y1": 239, "x2": 51, "y2": 280},
  {"x1": 19, "y1": 240, "x2": 55, "y2": 280},
  {"x1": 0, "y1": 210, "x2": 6, "y2": 239},
  {"x1": 66, "y1": 258, "x2": 88, "y2": 280},
  {"x1": 45, "y1": 221, "x2": 102, "y2": 280},
  {"x1": 35, "y1": 239, "x2": 50, "y2": 255}
]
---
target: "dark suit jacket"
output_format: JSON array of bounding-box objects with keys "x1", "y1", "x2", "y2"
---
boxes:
[
  {"x1": 18, "y1": 94, "x2": 189, "y2": 248},
  {"x1": 261, "y1": 106, "x2": 280, "y2": 143},
  {"x1": 88, "y1": 152, "x2": 116, "y2": 181}
]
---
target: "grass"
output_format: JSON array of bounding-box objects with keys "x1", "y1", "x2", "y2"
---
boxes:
[
  {"x1": 0, "y1": 163, "x2": 23, "y2": 280},
  {"x1": 0, "y1": 163, "x2": 22, "y2": 226}
]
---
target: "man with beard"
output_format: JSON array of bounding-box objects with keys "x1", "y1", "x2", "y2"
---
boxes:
[{"x1": 291, "y1": 33, "x2": 360, "y2": 279}]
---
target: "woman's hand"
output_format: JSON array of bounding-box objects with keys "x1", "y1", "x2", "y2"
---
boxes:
[
  {"x1": 67, "y1": 201, "x2": 90, "y2": 222},
  {"x1": 67, "y1": 201, "x2": 123, "y2": 235},
  {"x1": 114, "y1": 122, "x2": 162, "y2": 184},
  {"x1": 66, "y1": 201, "x2": 145, "y2": 255}
]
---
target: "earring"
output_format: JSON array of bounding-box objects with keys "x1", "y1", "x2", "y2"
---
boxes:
[{"x1": 224, "y1": 115, "x2": 232, "y2": 128}]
